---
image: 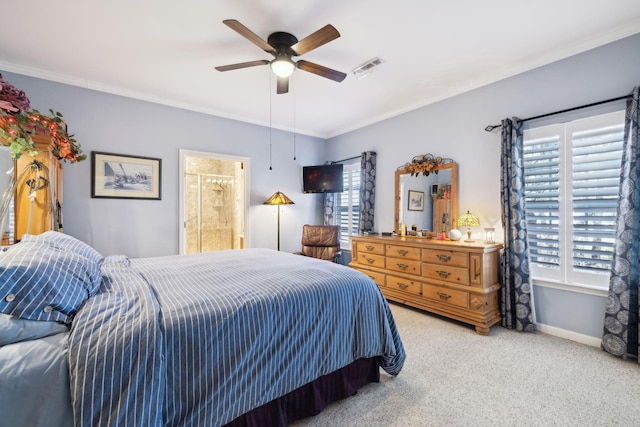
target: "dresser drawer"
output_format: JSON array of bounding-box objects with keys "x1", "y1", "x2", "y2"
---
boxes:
[
  {"x1": 359, "y1": 269, "x2": 386, "y2": 287},
  {"x1": 423, "y1": 284, "x2": 469, "y2": 309},
  {"x1": 386, "y1": 244, "x2": 420, "y2": 260},
  {"x1": 423, "y1": 263, "x2": 469, "y2": 285},
  {"x1": 356, "y1": 252, "x2": 385, "y2": 268},
  {"x1": 356, "y1": 241, "x2": 385, "y2": 255},
  {"x1": 422, "y1": 248, "x2": 468, "y2": 267},
  {"x1": 387, "y1": 275, "x2": 422, "y2": 295},
  {"x1": 386, "y1": 257, "x2": 421, "y2": 275}
]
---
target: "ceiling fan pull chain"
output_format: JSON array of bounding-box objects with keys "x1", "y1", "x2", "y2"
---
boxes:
[
  {"x1": 269, "y1": 68, "x2": 273, "y2": 171},
  {"x1": 293, "y1": 77, "x2": 297, "y2": 161}
]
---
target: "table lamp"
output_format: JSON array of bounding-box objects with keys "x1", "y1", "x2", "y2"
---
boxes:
[{"x1": 457, "y1": 210, "x2": 480, "y2": 242}]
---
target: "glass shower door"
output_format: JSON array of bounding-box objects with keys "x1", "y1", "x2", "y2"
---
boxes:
[{"x1": 183, "y1": 153, "x2": 245, "y2": 254}]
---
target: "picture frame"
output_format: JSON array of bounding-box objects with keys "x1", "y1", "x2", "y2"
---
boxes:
[
  {"x1": 91, "y1": 151, "x2": 162, "y2": 200},
  {"x1": 408, "y1": 190, "x2": 424, "y2": 211}
]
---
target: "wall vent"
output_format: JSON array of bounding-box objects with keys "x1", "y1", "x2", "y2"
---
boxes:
[{"x1": 352, "y1": 57, "x2": 384, "y2": 80}]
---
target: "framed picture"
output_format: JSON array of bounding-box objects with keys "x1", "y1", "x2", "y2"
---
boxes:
[
  {"x1": 91, "y1": 151, "x2": 161, "y2": 200},
  {"x1": 408, "y1": 190, "x2": 424, "y2": 211}
]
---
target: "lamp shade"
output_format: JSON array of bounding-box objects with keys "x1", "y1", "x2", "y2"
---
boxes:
[
  {"x1": 270, "y1": 56, "x2": 295, "y2": 78},
  {"x1": 264, "y1": 191, "x2": 294, "y2": 205},
  {"x1": 457, "y1": 210, "x2": 480, "y2": 228}
]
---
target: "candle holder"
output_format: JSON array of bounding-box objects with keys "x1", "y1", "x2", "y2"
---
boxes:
[{"x1": 484, "y1": 227, "x2": 495, "y2": 243}]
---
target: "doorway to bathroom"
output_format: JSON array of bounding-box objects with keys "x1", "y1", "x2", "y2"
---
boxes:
[{"x1": 179, "y1": 150, "x2": 249, "y2": 254}]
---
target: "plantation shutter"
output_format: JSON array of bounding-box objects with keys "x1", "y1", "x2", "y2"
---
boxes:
[
  {"x1": 570, "y1": 122, "x2": 624, "y2": 273},
  {"x1": 337, "y1": 163, "x2": 360, "y2": 245},
  {"x1": 523, "y1": 110, "x2": 625, "y2": 288},
  {"x1": 523, "y1": 133, "x2": 561, "y2": 270}
]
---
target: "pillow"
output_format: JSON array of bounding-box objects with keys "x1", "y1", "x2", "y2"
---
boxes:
[
  {"x1": 21, "y1": 231, "x2": 104, "y2": 266},
  {"x1": 0, "y1": 313, "x2": 69, "y2": 346},
  {"x1": 102, "y1": 254, "x2": 130, "y2": 268},
  {"x1": 0, "y1": 241, "x2": 102, "y2": 323}
]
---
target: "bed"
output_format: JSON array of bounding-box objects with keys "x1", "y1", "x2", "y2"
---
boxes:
[{"x1": 0, "y1": 231, "x2": 406, "y2": 426}]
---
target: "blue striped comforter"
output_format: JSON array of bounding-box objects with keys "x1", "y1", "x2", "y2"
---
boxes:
[{"x1": 68, "y1": 249, "x2": 405, "y2": 426}]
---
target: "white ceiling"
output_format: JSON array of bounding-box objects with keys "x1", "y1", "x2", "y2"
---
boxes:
[{"x1": 2, "y1": 1, "x2": 640, "y2": 139}]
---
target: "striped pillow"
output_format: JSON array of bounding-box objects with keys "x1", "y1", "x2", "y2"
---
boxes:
[
  {"x1": 0, "y1": 241, "x2": 102, "y2": 323},
  {"x1": 21, "y1": 231, "x2": 104, "y2": 266}
]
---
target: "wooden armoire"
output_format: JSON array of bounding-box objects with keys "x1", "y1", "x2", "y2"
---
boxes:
[{"x1": 6, "y1": 134, "x2": 63, "y2": 244}]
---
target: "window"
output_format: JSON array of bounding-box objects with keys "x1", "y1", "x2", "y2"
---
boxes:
[
  {"x1": 523, "y1": 110, "x2": 624, "y2": 289},
  {"x1": 336, "y1": 162, "x2": 360, "y2": 247}
]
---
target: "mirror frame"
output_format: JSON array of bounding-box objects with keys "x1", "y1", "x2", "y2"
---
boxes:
[{"x1": 394, "y1": 162, "x2": 458, "y2": 234}]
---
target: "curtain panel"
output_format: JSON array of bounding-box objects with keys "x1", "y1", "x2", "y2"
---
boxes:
[
  {"x1": 323, "y1": 192, "x2": 336, "y2": 226},
  {"x1": 359, "y1": 151, "x2": 376, "y2": 232},
  {"x1": 323, "y1": 151, "x2": 377, "y2": 232},
  {"x1": 602, "y1": 86, "x2": 640, "y2": 361},
  {"x1": 500, "y1": 117, "x2": 535, "y2": 332}
]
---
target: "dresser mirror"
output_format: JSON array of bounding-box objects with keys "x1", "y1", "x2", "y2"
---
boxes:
[{"x1": 394, "y1": 158, "x2": 458, "y2": 235}]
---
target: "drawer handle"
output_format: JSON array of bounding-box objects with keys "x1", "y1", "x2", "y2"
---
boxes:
[
  {"x1": 396, "y1": 263, "x2": 409, "y2": 270},
  {"x1": 397, "y1": 282, "x2": 409, "y2": 290},
  {"x1": 365, "y1": 257, "x2": 376, "y2": 264},
  {"x1": 436, "y1": 270, "x2": 451, "y2": 278},
  {"x1": 436, "y1": 292, "x2": 451, "y2": 301},
  {"x1": 396, "y1": 249, "x2": 409, "y2": 256},
  {"x1": 365, "y1": 245, "x2": 375, "y2": 251},
  {"x1": 473, "y1": 258, "x2": 481, "y2": 281},
  {"x1": 436, "y1": 254, "x2": 451, "y2": 262}
]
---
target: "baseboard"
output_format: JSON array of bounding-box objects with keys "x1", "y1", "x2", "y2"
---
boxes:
[{"x1": 536, "y1": 322, "x2": 602, "y2": 348}]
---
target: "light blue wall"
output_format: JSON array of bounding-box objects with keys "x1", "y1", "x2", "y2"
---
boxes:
[
  {"x1": 4, "y1": 32, "x2": 639, "y2": 342},
  {"x1": 2, "y1": 72, "x2": 326, "y2": 257},
  {"x1": 326, "y1": 33, "x2": 640, "y2": 341}
]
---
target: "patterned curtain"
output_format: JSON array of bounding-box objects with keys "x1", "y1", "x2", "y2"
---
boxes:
[
  {"x1": 602, "y1": 86, "x2": 640, "y2": 360},
  {"x1": 323, "y1": 192, "x2": 336, "y2": 226},
  {"x1": 359, "y1": 151, "x2": 376, "y2": 232},
  {"x1": 500, "y1": 118, "x2": 535, "y2": 331}
]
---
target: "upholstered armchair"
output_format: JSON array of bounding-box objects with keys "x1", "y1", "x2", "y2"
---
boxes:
[{"x1": 295, "y1": 224, "x2": 341, "y2": 262}]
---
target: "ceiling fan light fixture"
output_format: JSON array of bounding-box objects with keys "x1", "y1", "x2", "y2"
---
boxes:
[{"x1": 270, "y1": 55, "x2": 295, "y2": 78}]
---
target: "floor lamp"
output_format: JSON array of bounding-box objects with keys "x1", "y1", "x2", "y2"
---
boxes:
[{"x1": 264, "y1": 191, "x2": 294, "y2": 251}]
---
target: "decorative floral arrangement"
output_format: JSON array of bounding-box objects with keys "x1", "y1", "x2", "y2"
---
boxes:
[
  {"x1": 0, "y1": 73, "x2": 85, "y2": 163},
  {"x1": 399, "y1": 153, "x2": 451, "y2": 176}
]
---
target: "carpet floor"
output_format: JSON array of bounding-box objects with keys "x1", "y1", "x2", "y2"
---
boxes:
[{"x1": 291, "y1": 302, "x2": 640, "y2": 427}]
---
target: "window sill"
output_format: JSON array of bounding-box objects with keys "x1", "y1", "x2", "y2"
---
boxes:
[{"x1": 530, "y1": 278, "x2": 608, "y2": 298}]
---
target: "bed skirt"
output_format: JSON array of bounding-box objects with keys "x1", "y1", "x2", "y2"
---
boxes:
[{"x1": 224, "y1": 357, "x2": 381, "y2": 426}]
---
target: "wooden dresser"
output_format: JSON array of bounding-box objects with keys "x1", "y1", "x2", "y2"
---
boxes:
[{"x1": 350, "y1": 235, "x2": 502, "y2": 335}]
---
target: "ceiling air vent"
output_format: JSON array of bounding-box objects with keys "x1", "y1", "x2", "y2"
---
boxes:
[{"x1": 352, "y1": 57, "x2": 384, "y2": 80}]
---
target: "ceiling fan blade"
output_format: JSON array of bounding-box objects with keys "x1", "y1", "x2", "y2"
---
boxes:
[
  {"x1": 215, "y1": 60, "x2": 270, "y2": 72},
  {"x1": 296, "y1": 60, "x2": 346, "y2": 82},
  {"x1": 290, "y1": 24, "x2": 340, "y2": 56},
  {"x1": 276, "y1": 77, "x2": 289, "y2": 94},
  {"x1": 222, "y1": 19, "x2": 275, "y2": 54}
]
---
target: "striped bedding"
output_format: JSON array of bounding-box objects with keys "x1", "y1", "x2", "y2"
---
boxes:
[{"x1": 68, "y1": 248, "x2": 406, "y2": 426}]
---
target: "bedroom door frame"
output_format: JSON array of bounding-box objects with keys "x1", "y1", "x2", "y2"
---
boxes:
[{"x1": 179, "y1": 149, "x2": 250, "y2": 254}]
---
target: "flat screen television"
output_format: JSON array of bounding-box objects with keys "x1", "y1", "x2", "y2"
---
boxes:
[{"x1": 302, "y1": 164, "x2": 344, "y2": 193}]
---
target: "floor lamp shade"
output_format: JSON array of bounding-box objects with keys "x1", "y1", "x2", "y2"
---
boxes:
[{"x1": 264, "y1": 191, "x2": 294, "y2": 251}]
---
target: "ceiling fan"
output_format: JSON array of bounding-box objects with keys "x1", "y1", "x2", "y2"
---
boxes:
[{"x1": 215, "y1": 19, "x2": 347, "y2": 94}]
